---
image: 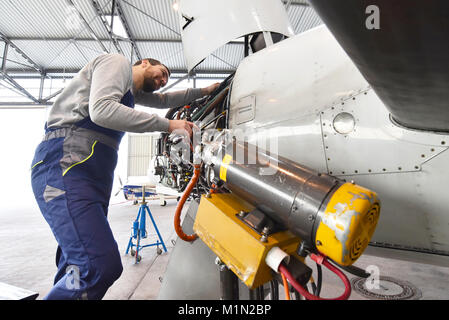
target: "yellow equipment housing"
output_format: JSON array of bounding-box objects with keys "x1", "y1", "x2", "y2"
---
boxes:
[{"x1": 193, "y1": 193, "x2": 302, "y2": 289}]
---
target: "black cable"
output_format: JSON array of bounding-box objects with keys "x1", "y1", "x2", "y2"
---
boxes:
[
  {"x1": 249, "y1": 288, "x2": 257, "y2": 300},
  {"x1": 327, "y1": 258, "x2": 370, "y2": 278},
  {"x1": 269, "y1": 280, "x2": 279, "y2": 300},
  {"x1": 315, "y1": 263, "x2": 322, "y2": 296},
  {"x1": 293, "y1": 289, "x2": 302, "y2": 300},
  {"x1": 257, "y1": 285, "x2": 265, "y2": 300},
  {"x1": 201, "y1": 112, "x2": 226, "y2": 130},
  {"x1": 224, "y1": 80, "x2": 233, "y2": 129},
  {"x1": 165, "y1": 105, "x2": 183, "y2": 120},
  {"x1": 291, "y1": 279, "x2": 304, "y2": 300}
]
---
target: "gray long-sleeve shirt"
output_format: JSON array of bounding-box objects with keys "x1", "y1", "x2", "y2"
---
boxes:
[{"x1": 47, "y1": 54, "x2": 204, "y2": 133}]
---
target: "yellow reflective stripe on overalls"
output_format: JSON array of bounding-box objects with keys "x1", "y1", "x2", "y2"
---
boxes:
[
  {"x1": 62, "y1": 140, "x2": 98, "y2": 176},
  {"x1": 31, "y1": 160, "x2": 44, "y2": 170}
]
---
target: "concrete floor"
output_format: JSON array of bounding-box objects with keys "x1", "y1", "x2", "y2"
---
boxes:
[
  {"x1": 1, "y1": 192, "x2": 449, "y2": 300},
  {"x1": 0, "y1": 192, "x2": 182, "y2": 300}
]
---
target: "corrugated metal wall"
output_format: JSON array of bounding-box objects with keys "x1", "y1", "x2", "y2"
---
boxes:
[{"x1": 127, "y1": 134, "x2": 156, "y2": 177}]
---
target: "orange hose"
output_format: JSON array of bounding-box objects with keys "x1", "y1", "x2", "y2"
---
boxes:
[
  {"x1": 174, "y1": 164, "x2": 201, "y2": 242},
  {"x1": 281, "y1": 273, "x2": 291, "y2": 300}
]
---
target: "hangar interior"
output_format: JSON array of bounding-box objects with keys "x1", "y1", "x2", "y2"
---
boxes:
[{"x1": 1, "y1": 0, "x2": 449, "y2": 301}]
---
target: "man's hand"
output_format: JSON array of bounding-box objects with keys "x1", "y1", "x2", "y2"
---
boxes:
[
  {"x1": 201, "y1": 82, "x2": 220, "y2": 96},
  {"x1": 168, "y1": 120, "x2": 196, "y2": 137}
]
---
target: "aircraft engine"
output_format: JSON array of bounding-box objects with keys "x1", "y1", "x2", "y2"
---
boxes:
[{"x1": 200, "y1": 134, "x2": 381, "y2": 268}]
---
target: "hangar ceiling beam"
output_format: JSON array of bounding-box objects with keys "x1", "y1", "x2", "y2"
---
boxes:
[
  {"x1": 0, "y1": 103, "x2": 50, "y2": 108},
  {"x1": 1, "y1": 42, "x2": 8, "y2": 72},
  {"x1": 0, "y1": 35, "x2": 42, "y2": 103},
  {"x1": 160, "y1": 73, "x2": 191, "y2": 93},
  {"x1": 121, "y1": 0, "x2": 181, "y2": 37},
  {"x1": 282, "y1": 0, "x2": 309, "y2": 7},
  {"x1": 8, "y1": 68, "x2": 234, "y2": 76},
  {"x1": 7, "y1": 38, "x2": 244, "y2": 46},
  {"x1": 41, "y1": 88, "x2": 64, "y2": 103},
  {"x1": 0, "y1": 71, "x2": 40, "y2": 103},
  {"x1": 0, "y1": 33, "x2": 44, "y2": 74},
  {"x1": 66, "y1": 0, "x2": 109, "y2": 54},
  {"x1": 90, "y1": 0, "x2": 124, "y2": 55},
  {"x1": 115, "y1": 0, "x2": 142, "y2": 61}
]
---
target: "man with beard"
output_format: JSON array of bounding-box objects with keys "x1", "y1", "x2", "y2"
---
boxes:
[{"x1": 30, "y1": 54, "x2": 219, "y2": 299}]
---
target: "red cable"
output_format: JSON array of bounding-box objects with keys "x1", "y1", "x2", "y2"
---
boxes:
[{"x1": 278, "y1": 254, "x2": 351, "y2": 300}]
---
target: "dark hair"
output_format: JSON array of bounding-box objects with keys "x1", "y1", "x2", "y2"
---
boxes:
[{"x1": 133, "y1": 58, "x2": 171, "y2": 76}]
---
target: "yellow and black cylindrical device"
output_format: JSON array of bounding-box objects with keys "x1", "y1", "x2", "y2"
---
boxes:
[{"x1": 207, "y1": 140, "x2": 380, "y2": 266}]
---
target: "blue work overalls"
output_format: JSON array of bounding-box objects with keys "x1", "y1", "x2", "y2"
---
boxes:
[{"x1": 31, "y1": 91, "x2": 134, "y2": 300}]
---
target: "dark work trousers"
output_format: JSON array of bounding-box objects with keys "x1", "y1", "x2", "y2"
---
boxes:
[{"x1": 31, "y1": 91, "x2": 135, "y2": 299}]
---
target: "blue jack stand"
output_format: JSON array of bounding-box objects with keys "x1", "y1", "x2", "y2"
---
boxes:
[{"x1": 125, "y1": 186, "x2": 167, "y2": 263}]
